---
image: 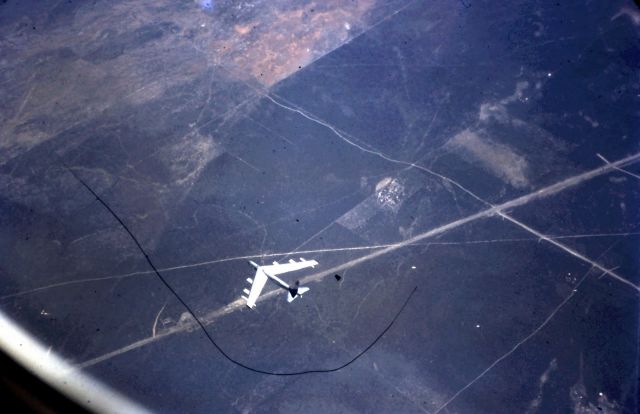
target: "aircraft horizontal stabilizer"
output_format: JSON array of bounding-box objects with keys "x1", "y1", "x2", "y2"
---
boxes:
[{"x1": 287, "y1": 286, "x2": 310, "y2": 303}]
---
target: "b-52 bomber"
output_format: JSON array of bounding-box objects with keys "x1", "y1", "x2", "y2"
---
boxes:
[{"x1": 242, "y1": 258, "x2": 318, "y2": 309}]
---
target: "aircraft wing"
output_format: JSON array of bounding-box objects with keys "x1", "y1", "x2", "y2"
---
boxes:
[
  {"x1": 245, "y1": 269, "x2": 269, "y2": 309},
  {"x1": 261, "y1": 258, "x2": 318, "y2": 276}
]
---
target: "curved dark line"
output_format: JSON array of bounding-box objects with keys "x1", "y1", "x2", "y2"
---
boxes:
[{"x1": 63, "y1": 164, "x2": 417, "y2": 375}]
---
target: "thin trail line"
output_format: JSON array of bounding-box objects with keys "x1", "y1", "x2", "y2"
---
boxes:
[
  {"x1": 433, "y1": 243, "x2": 620, "y2": 413},
  {"x1": 597, "y1": 153, "x2": 640, "y2": 180},
  {"x1": 265, "y1": 93, "x2": 488, "y2": 207},
  {"x1": 4, "y1": 232, "x2": 638, "y2": 301},
  {"x1": 152, "y1": 303, "x2": 167, "y2": 338},
  {"x1": 226, "y1": 152, "x2": 261, "y2": 172},
  {"x1": 498, "y1": 213, "x2": 638, "y2": 291}
]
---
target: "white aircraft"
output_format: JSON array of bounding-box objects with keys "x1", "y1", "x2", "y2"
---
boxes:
[{"x1": 242, "y1": 258, "x2": 318, "y2": 309}]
